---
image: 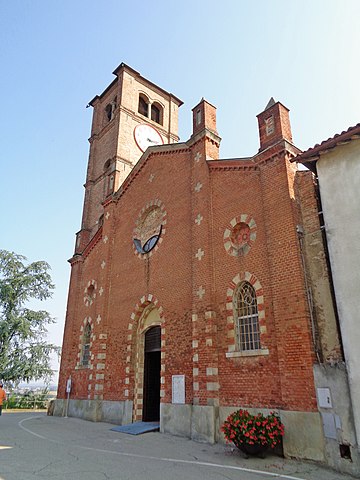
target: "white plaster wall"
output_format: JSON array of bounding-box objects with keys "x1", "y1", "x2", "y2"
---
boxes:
[{"x1": 317, "y1": 139, "x2": 360, "y2": 444}]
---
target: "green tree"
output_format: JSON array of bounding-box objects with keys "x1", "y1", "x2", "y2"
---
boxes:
[{"x1": 0, "y1": 250, "x2": 59, "y2": 384}]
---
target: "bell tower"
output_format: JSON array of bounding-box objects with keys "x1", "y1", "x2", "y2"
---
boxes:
[{"x1": 75, "y1": 63, "x2": 183, "y2": 253}]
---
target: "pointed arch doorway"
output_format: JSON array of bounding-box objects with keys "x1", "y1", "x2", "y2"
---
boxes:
[{"x1": 143, "y1": 325, "x2": 161, "y2": 421}]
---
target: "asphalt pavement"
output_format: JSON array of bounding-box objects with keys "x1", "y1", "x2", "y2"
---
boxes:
[{"x1": 0, "y1": 412, "x2": 357, "y2": 480}]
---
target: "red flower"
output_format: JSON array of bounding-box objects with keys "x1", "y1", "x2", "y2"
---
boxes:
[{"x1": 222, "y1": 409, "x2": 285, "y2": 450}]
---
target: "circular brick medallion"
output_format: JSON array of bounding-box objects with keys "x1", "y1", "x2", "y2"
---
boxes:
[{"x1": 223, "y1": 215, "x2": 257, "y2": 257}]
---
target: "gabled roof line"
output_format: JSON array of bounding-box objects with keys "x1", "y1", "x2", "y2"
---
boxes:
[{"x1": 110, "y1": 142, "x2": 190, "y2": 203}]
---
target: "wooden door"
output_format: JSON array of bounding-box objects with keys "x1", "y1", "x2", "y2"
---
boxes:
[{"x1": 142, "y1": 326, "x2": 161, "y2": 421}]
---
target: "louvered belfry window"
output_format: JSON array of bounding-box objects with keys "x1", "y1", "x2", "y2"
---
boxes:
[{"x1": 234, "y1": 282, "x2": 260, "y2": 351}]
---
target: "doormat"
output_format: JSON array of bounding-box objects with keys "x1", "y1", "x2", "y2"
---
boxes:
[{"x1": 110, "y1": 421, "x2": 160, "y2": 435}]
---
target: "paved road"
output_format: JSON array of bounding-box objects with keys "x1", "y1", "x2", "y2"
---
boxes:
[{"x1": 0, "y1": 412, "x2": 356, "y2": 480}]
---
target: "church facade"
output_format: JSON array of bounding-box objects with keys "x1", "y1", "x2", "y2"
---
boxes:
[{"x1": 56, "y1": 63, "x2": 344, "y2": 463}]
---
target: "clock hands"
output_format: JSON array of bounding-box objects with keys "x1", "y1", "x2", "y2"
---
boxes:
[{"x1": 134, "y1": 124, "x2": 163, "y2": 152}]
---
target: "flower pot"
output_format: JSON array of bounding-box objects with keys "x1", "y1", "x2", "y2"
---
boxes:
[
  {"x1": 222, "y1": 409, "x2": 284, "y2": 459},
  {"x1": 237, "y1": 443, "x2": 268, "y2": 458}
]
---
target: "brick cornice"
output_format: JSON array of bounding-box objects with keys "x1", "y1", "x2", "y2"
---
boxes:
[
  {"x1": 253, "y1": 139, "x2": 301, "y2": 166},
  {"x1": 187, "y1": 128, "x2": 221, "y2": 148},
  {"x1": 68, "y1": 254, "x2": 84, "y2": 266},
  {"x1": 208, "y1": 159, "x2": 258, "y2": 171},
  {"x1": 112, "y1": 62, "x2": 183, "y2": 106},
  {"x1": 69, "y1": 226, "x2": 103, "y2": 264},
  {"x1": 84, "y1": 172, "x2": 106, "y2": 188}
]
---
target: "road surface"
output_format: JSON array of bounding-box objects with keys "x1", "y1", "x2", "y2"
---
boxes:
[{"x1": 0, "y1": 413, "x2": 355, "y2": 480}]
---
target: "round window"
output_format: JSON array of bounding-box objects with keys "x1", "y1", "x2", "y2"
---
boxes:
[{"x1": 133, "y1": 201, "x2": 166, "y2": 257}]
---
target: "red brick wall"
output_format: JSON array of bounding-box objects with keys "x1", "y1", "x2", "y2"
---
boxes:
[
  {"x1": 256, "y1": 155, "x2": 316, "y2": 410},
  {"x1": 59, "y1": 144, "x2": 318, "y2": 413}
]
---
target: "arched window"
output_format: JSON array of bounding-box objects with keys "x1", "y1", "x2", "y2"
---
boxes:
[
  {"x1": 138, "y1": 94, "x2": 149, "y2": 117},
  {"x1": 103, "y1": 159, "x2": 111, "y2": 171},
  {"x1": 151, "y1": 103, "x2": 163, "y2": 125},
  {"x1": 105, "y1": 103, "x2": 112, "y2": 122},
  {"x1": 104, "y1": 96, "x2": 117, "y2": 123},
  {"x1": 234, "y1": 282, "x2": 260, "y2": 351},
  {"x1": 81, "y1": 323, "x2": 91, "y2": 366}
]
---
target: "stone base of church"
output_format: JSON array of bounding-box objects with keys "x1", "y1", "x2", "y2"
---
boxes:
[
  {"x1": 161, "y1": 403, "x2": 325, "y2": 462},
  {"x1": 53, "y1": 398, "x2": 326, "y2": 462},
  {"x1": 53, "y1": 398, "x2": 133, "y2": 425},
  {"x1": 160, "y1": 403, "x2": 219, "y2": 444}
]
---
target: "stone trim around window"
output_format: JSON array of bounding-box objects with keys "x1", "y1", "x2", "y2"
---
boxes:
[
  {"x1": 76, "y1": 317, "x2": 95, "y2": 369},
  {"x1": 225, "y1": 272, "x2": 268, "y2": 358}
]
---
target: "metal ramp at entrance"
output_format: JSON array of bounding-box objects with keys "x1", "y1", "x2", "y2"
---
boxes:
[{"x1": 110, "y1": 421, "x2": 160, "y2": 435}]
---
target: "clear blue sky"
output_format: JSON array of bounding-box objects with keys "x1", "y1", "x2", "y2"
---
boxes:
[{"x1": 1, "y1": 0, "x2": 359, "y2": 383}]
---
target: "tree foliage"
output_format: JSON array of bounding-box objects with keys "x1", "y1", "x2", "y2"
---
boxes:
[{"x1": 0, "y1": 250, "x2": 59, "y2": 384}]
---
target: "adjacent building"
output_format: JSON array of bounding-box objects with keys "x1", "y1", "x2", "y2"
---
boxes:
[{"x1": 295, "y1": 126, "x2": 360, "y2": 474}]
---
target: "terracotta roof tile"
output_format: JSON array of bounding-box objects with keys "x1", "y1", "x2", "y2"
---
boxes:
[{"x1": 295, "y1": 123, "x2": 360, "y2": 163}]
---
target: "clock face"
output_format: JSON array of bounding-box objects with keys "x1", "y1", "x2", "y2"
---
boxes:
[{"x1": 134, "y1": 124, "x2": 164, "y2": 152}]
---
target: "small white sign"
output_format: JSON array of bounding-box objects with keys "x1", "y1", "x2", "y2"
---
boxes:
[
  {"x1": 66, "y1": 377, "x2": 72, "y2": 394},
  {"x1": 172, "y1": 375, "x2": 185, "y2": 404},
  {"x1": 317, "y1": 387, "x2": 332, "y2": 408}
]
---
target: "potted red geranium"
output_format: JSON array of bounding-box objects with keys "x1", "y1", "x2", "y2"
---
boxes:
[{"x1": 222, "y1": 409, "x2": 284, "y2": 457}]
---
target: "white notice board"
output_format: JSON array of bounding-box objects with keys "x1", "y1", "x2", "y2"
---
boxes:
[{"x1": 172, "y1": 375, "x2": 185, "y2": 404}]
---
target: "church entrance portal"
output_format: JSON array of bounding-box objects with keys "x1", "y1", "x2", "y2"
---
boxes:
[{"x1": 142, "y1": 326, "x2": 161, "y2": 421}]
